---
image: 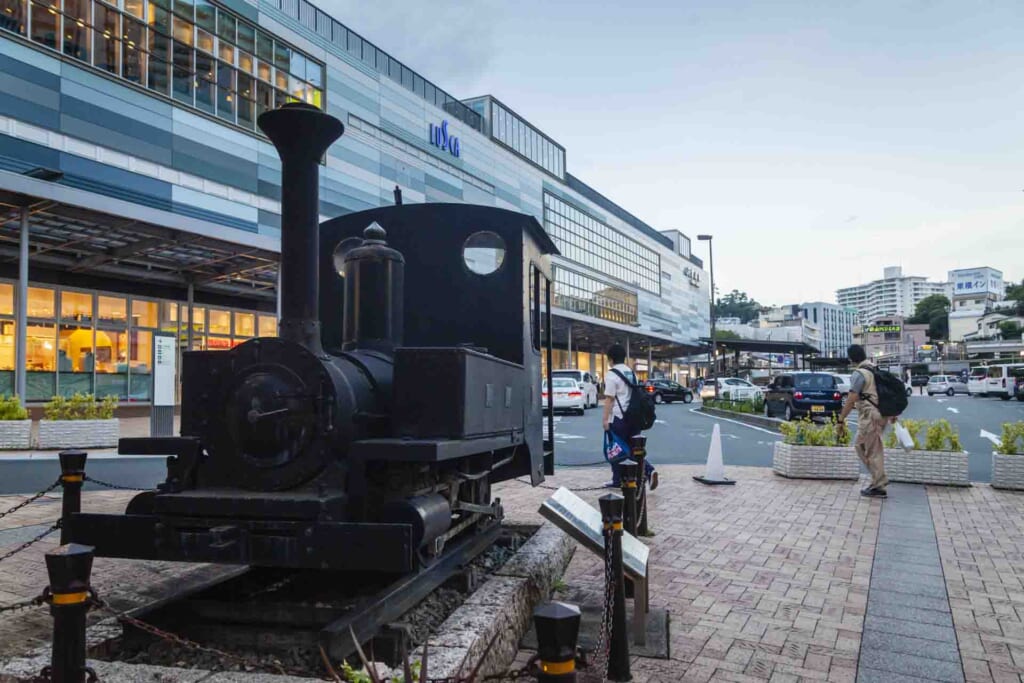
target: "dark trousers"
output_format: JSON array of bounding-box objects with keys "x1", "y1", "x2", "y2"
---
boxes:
[{"x1": 608, "y1": 417, "x2": 654, "y2": 485}]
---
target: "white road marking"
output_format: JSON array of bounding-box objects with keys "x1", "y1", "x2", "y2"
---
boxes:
[
  {"x1": 688, "y1": 407, "x2": 781, "y2": 436},
  {"x1": 655, "y1": 419, "x2": 668, "y2": 425},
  {"x1": 936, "y1": 399, "x2": 946, "y2": 403},
  {"x1": 981, "y1": 429, "x2": 1001, "y2": 446},
  {"x1": 558, "y1": 434, "x2": 587, "y2": 440},
  {"x1": 947, "y1": 407, "x2": 960, "y2": 414}
]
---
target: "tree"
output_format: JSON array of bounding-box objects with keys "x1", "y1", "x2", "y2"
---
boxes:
[
  {"x1": 907, "y1": 294, "x2": 950, "y2": 325},
  {"x1": 714, "y1": 290, "x2": 764, "y2": 323},
  {"x1": 1006, "y1": 280, "x2": 1024, "y2": 316},
  {"x1": 714, "y1": 330, "x2": 743, "y2": 341},
  {"x1": 999, "y1": 321, "x2": 1022, "y2": 340}
]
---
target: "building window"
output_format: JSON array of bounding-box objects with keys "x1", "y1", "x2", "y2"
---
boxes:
[
  {"x1": 258, "y1": 314, "x2": 277, "y2": 337},
  {"x1": 491, "y1": 101, "x2": 564, "y2": 178},
  {"x1": 552, "y1": 266, "x2": 638, "y2": 326},
  {"x1": 5, "y1": 0, "x2": 324, "y2": 134},
  {"x1": 543, "y1": 193, "x2": 661, "y2": 295}
]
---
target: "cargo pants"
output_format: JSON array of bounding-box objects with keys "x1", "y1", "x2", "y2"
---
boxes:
[{"x1": 855, "y1": 408, "x2": 889, "y2": 491}]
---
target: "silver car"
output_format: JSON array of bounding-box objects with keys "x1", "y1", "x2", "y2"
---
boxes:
[{"x1": 926, "y1": 375, "x2": 969, "y2": 396}]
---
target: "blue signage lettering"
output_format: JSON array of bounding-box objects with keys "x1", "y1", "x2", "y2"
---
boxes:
[{"x1": 428, "y1": 120, "x2": 460, "y2": 158}]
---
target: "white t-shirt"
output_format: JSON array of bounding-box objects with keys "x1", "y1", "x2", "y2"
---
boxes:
[{"x1": 604, "y1": 364, "x2": 635, "y2": 419}]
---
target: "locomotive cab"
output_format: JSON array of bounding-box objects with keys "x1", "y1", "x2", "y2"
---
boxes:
[{"x1": 68, "y1": 103, "x2": 558, "y2": 573}]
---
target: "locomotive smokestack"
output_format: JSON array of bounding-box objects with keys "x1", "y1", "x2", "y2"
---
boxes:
[{"x1": 258, "y1": 103, "x2": 344, "y2": 353}]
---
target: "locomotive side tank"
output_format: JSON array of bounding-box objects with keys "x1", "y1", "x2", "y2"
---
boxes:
[{"x1": 68, "y1": 102, "x2": 558, "y2": 573}]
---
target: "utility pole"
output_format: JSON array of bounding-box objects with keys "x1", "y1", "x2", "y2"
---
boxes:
[{"x1": 698, "y1": 235, "x2": 716, "y2": 396}]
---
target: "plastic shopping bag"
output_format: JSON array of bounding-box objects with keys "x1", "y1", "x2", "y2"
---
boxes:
[
  {"x1": 894, "y1": 420, "x2": 915, "y2": 452},
  {"x1": 604, "y1": 430, "x2": 631, "y2": 465}
]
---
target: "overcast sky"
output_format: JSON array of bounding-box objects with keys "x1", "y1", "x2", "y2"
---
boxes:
[{"x1": 319, "y1": 0, "x2": 1024, "y2": 306}]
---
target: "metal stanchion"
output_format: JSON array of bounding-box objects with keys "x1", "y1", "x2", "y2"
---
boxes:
[
  {"x1": 619, "y1": 460, "x2": 638, "y2": 600},
  {"x1": 599, "y1": 494, "x2": 631, "y2": 682},
  {"x1": 41, "y1": 543, "x2": 96, "y2": 683},
  {"x1": 630, "y1": 436, "x2": 649, "y2": 536},
  {"x1": 533, "y1": 601, "x2": 581, "y2": 682},
  {"x1": 58, "y1": 450, "x2": 87, "y2": 545}
]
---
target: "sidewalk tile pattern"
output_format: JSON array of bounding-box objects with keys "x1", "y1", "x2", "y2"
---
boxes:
[{"x1": 858, "y1": 483, "x2": 963, "y2": 682}]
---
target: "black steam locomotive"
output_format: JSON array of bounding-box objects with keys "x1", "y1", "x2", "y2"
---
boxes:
[{"x1": 70, "y1": 103, "x2": 557, "y2": 574}]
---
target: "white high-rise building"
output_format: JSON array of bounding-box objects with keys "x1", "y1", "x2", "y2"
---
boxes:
[
  {"x1": 836, "y1": 267, "x2": 950, "y2": 325},
  {"x1": 798, "y1": 302, "x2": 859, "y2": 358}
]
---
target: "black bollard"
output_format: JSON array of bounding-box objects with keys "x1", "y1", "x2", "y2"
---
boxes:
[
  {"x1": 533, "y1": 601, "x2": 581, "y2": 682},
  {"x1": 58, "y1": 450, "x2": 87, "y2": 544},
  {"x1": 43, "y1": 543, "x2": 95, "y2": 683},
  {"x1": 619, "y1": 460, "x2": 639, "y2": 600},
  {"x1": 631, "y1": 436, "x2": 649, "y2": 536},
  {"x1": 599, "y1": 494, "x2": 631, "y2": 682}
]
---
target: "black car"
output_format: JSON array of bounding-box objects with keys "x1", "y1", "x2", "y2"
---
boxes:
[
  {"x1": 764, "y1": 372, "x2": 844, "y2": 421},
  {"x1": 642, "y1": 379, "x2": 693, "y2": 404},
  {"x1": 911, "y1": 375, "x2": 929, "y2": 387}
]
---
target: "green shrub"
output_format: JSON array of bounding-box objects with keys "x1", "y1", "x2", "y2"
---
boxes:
[
  {"x1": 0, "y1": 395, "x2": 28, "y2": 421},
  {"x1": 704, "y1": 395, "x2": 763, "y2": 415},
  {"x1": 996, "y1": 422, "x2": 1024, "y2": 455},
  {"x1": 884, "y1": 418, "x2": 962, "y2": 452},
  {"x1": 43, "y1": 393, "x2": 118, "y2": 421},
  {"x1": 780, "y1": 416, "x2": 851, "y2": 447}
]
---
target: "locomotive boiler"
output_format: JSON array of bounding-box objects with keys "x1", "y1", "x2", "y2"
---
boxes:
[{"x1": 70, "y1": 102, "x2": 558, "y2": 574}]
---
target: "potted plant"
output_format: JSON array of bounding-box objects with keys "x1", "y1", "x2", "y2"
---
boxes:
[
  {"x1": 773, "y1": 417, "x2": 859, "y2": 480},
  {"x1": 0, "y1": 395, "x2": 31, "y2": 449},
  {"x1": 883, "y1": 418, "x2": 969, "y2": 486},
  {"x1": 37, "y1": 393, "x2": 119, "y2": 449},
  {"x1": 991, "y1": 422, "x2": 1024, "y2": 490}
]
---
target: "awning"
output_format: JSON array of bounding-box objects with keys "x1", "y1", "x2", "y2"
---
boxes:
[
  {"x1": 699, "y1": 337, "x2": 819, "y2": 355},
  {"x1": 553, "y1": 309, "x2": 705, "y2": 360}
]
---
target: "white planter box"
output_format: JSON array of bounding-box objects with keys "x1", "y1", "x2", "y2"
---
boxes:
[
  {"x1": 0, "y1": 420, "x2": 32, "y2": 449},
  {"x1": 885, "y1": 449, "x2": 969, "y2": 486},
  {"x1": 772, "y1": 442, "x2": 859, "y2": 480},
  {"x1": 991, "y1": 453, "x2": 1024, "y2": 491},
  {"x1": 36, "y1": 419, "x2": 119, "y2": 449}
]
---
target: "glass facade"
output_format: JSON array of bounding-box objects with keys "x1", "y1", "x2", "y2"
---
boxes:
[
  {"x1": 492, "y1": 100, "x2": 565, "y2": 178},
  {"x1": 553, "y1": 266, "x2": 638, "y2": 326},
  {"x1": 263, "y1": 0, "x2": 481, "y2": 131},
  {"x1": 0, "y1": 0, "x2": 323, "y2": 133},
  {"x1": 543, "y1": 193, "x2": 660, "y2": 295},
  {"x1": 0, "y1": 281, "x2": 274, "y2": 402}
]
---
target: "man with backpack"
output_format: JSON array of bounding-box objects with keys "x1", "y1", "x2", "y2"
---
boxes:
[
  {"x1": 837, "y1": 344, "x2": 907, "y2": 498},
  {"x1": 602, "y1": 343, "x2": 659, "y2": 490}
]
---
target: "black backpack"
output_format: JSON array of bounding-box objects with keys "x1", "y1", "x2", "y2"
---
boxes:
[
  {"x1": 859, "y1": 366, "x2": 908, "y2": 417},
  {"x1": 610, "y1": 368, "x2": 657, "y2": 431}
]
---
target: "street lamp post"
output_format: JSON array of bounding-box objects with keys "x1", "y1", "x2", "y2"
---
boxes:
[{"x1": 698, "y1": 234, "x2": 715, "y2": 397}]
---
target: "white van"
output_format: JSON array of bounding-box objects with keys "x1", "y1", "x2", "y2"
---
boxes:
[
  {"x1": 550, "y1": 370, "x2": 599, "y2": 408},
  {"x1": 984, "y1": 364, "x2": 1024, "y2": 400},
  {"x1": 967, "y1": 368, "x2": 990, "y2": 396}
]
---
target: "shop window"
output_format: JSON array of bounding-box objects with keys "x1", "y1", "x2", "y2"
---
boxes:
[
  {"x1": 98, "y1": 295, "x2": 126, "y2": 324},
  {"x1": 123, "y1": 0, "x2": 142, "y2": 18},
  {"x1": 0, "y1": 318, "x2": 14, "y2": 396},
  {"x1": 26, "y1": 287, "x2": 55, "y2": 319},
  {"x1": 95, "y1": 330, "x2": 128, "y2": 398},
  {"x1": 26, "y1": 323, "x2": 55, "y2": 401},
  {"x1": 61, "y1": 291, "x2": 93, "y2": 323},
  {"x1": 131, "y1": 299, "x2": 158, "y2": 328},
  {"x1": 0, "y1": 284, "x2": 12, "y2": 317},
  {"x1": 128, "y1": 329, "x2": 152, "y2": 400},
  {"x1": 234, "y1": 312, "x2": 255, "y2": 337},
  {"x1": 258, "y1": 315, "x2": 277, "y2": 337},
  {"x1": 207, "y1": 335, "x2": 232, "y2": 350},
  {"x1": 161, "y1": 301, "x2": 178, "y2": 330},
  {"x1": 58, "y1": 325, "x2": 94, "y2": 396},
  {"x1": 207, "y1": 308, "x2": 230, "y2": 335}
]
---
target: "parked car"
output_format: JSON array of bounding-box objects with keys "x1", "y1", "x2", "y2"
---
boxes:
[
  {"x1": 702, "y1": 377, "x2": 762, "y2": 401},
  {"x1": 1016, "y1": 373, "x2": 1024, "y2": 402},
  {"x1": 910, "y1": 375, "x2": 930, "y2": 388},
  {"x1": 763, "y1": 372, "x2": 844, "y2": 421},
  {"x1": 642, "y1": 379, "x2": 693, "y2": 404},
  {"x1": 541, "y1": 377, "x2": 585, "y2": 415},
  {"x1": 926, "y1": 375, "x2": 969, "y2": 396},
  {"x1": 831, "y1": 373, "x2": 852, "y2": 396},
  {"x1": 984, "y1": 364, "x2": 1024, "y2": 401},
  {"x1": 968, "y1": 368, "x2": 990, "y2": 396},
  {"x1": 550, "y1": 370, "x2": 599, "y2": 408}
]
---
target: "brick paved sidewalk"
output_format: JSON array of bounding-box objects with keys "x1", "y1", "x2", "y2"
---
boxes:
[{"x1": 4, "y1": 464, "x2": 1024, "y2": 682}]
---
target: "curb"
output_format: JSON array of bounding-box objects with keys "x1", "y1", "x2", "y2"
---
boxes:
[{"x1": 698, "y1": 406, "x2": 781, "y2": 432}]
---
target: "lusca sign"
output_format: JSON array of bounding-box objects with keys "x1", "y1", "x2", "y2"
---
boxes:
[{"x1": 428, "y1": 120, "x2": 460, "y2": 158}]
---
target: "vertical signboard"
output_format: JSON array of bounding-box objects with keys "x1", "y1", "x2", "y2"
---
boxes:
[{"x1": 150, "y1": 332, "x2": 177, "y2": 436}]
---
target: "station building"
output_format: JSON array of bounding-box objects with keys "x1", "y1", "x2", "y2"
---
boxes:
[{"x1": 0, "y1": 0, "x2": 709, "y2": 405}]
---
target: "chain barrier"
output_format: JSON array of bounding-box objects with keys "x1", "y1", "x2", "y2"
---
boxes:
[
  {"x1": 0, "y1": 519, "x2": 61, "y2": 565},
  {"x1": 511, "y1": 478, "x2": 612, "y2": 493},
  {"x1": 83, "y1": 476, "x2": 147, "y2": 491},
  {"x1": 0, "y1": 591, "x2": 47, "y2": 615},
  {"x1": 0, "y1": 479, "x2": 60, "y2": 521},
  {"x1": 581, "y1": 526, "x2": 615, "y2": 683}
]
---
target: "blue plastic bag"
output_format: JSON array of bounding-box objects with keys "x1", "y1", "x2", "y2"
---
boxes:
[{"x1": 604, "y1": 429, "x2": 631, "y2": 465}]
